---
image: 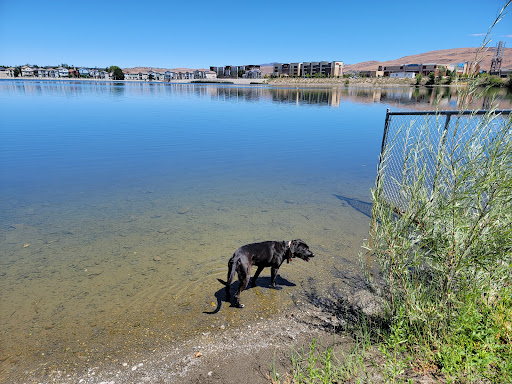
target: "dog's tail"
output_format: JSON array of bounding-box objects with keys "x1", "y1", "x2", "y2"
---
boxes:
[{"x1": 218, "y1": 255, "x2": 238, "y2": 287}]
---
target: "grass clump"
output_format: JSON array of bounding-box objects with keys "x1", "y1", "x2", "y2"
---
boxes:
[{"x1": 270, "y1": 335, "x2": 374, "y2": 384}]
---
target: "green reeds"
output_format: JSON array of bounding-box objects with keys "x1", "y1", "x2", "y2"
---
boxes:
[{"x1": 363, "y1": 3, "x2": 512, "y2": 381}]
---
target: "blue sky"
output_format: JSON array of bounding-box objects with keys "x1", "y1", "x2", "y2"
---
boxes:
[{"x1": 1, "y1": 0, "x2": 510, "y2": 68}]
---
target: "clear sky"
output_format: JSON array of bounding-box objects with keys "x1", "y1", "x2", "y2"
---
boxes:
[{"x1": 1, "y1": 0, "x2": 510, "y2": 69}]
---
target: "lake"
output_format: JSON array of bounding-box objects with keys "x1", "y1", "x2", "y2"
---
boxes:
[{"x1": 0, "y1": 80, "x2": 510, "y2": 381}]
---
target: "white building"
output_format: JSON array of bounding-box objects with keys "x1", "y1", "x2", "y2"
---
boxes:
[
  {"x1": 57, "y1": 67, "x2": 69, "y2": 77},
  {"x1": 390, "y1": 72, "x2": 417, "y2": 78},
  {"x1": 21, "y1": 66, "x2": 36, "y2": 77}
]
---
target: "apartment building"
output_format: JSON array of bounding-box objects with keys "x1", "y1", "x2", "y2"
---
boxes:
[
  {"x1": 302, "y1": 61, "x2": 344, "y2": 77},
  {"x1": 378, "y1": 63, "x2": 450, "y2": 77},
  {"x1": 209, "y1": 65, "x2": 261, "y2": 78},
  {"x1": 272, "y1": 63, "x2": 302, "y2": 76},
  {"x1": 273, "y1": 61, "x2": 343, "y2": 77}
]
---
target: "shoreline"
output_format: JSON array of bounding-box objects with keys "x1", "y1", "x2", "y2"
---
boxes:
[
  {"x1": 0, "y1": 76, "x2": 480, "y2": 88},
  {"x1": 0, "y1": 77, "x2": 265, "y2": 85}
]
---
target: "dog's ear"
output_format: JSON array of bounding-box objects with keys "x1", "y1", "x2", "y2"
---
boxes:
[{"x1": 291, "y1": 239, "x2": 303, "y2": 250}]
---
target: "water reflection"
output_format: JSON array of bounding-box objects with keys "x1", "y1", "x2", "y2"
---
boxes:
[{"x1": 2, "y1": 80, "x2": 511, "y2": 109}]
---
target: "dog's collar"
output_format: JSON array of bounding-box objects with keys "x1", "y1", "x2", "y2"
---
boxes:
[{"x1": 286, "y1": 241, "x2": 292, "y2": 263}]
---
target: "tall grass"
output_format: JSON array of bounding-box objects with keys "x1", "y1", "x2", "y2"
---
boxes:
[
  {"x1": 367, "y1": 106, "x2": 512, "y2": 381},
  {"x1": 364, "y1": 3, "x2": 512, "y2": 381}
]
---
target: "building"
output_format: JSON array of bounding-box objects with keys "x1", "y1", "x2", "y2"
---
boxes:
[
  {"x1": 57, "y1": 67, "x2": 69, "y2": 77},
  {"x1": 273, "y1": 63, "x2": 301, "y2": 77},
  {"x1": 205, "y1": 71, "x2": 217, "y2": 80},
  {"x1": 210, "y1": 65, "x2": 261, "y2": 78},
  {"x1": 78, "y1": 68, "x2": 89, "y2": 77},
  {"x1": 99, "y1": 71, "x2": 110, "y2": 79},
  {"x1": 390, "y1": 72, "x2": 416, "y2": 79},
  {"x1": 124, "y1": 73, "x2": 139, "y2": 80},
  {"x1": 302, "y1": 61, "x2": 343, "y2": 77},
  {"x1": 243, "y1": 68, "x2": 263, "y2": 79},
  {"x1": 273, "y1": 61, "x2": 343, "y2": 77},
  {"x1": 356, "y1": 70, "x2": 384, "y2": 78},
  {"x1": 21, "y1": 66, "x2": 36, "y2": 77},
  {"x1": 35, "y1": 68, "x2": 48, "y2": 77},
  {"x1": 378, "y1": 63, "x2": 446, "y2": 77},
  {"x1": 209, "y1": 66, "x2": 224, "y2": 77},
  {"x1": 89, "y1": 69, "x2": 100, "y2": 79},
  {"x1": 48, "y1": 68, "x2": 58, "y2": 78}
]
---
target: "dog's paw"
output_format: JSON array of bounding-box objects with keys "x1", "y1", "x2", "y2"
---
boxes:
[{"x1": 236, "y1": 303, "x2": 245, "y2": 308}]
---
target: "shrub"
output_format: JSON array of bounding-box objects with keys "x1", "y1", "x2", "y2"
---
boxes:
[
  {"x1": 479, "y1": 74, "x2": 505, "y2": 87},
  {"x1": 425, "y1": 72, "x2": 436, "y2": 85},
  {"x1": 366, "y1": 107, "x2": 512, "y2": 381}
]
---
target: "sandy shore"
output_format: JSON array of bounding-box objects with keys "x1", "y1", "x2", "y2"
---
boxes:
[{"x1": 15, "y1": 299, "x2": 363, "y2": 384}]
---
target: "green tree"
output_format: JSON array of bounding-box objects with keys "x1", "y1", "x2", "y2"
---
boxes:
[
  {"x1": 426, "y1": 72, "x2": 436, "y2": 85},
  {"x1": 108, "y1": 66, "x2": 125, "y2": 80},
  {"x1": 13, "y1": 67, "x2": 20, "y2": 77},
  {"x1": 415, "y1": 73, "x2": 423, "y2": 85}
]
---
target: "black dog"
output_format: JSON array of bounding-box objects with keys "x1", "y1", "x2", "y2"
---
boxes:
[{"x1": 217, "y1": 239, "x2": 314, "y2": 308}]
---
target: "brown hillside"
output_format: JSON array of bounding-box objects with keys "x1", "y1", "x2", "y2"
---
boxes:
[{"x1": 344, "y1": 47, "x2": 512, "y2": 73}]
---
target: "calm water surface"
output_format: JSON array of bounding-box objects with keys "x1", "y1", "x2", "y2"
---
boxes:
[{"x1": 1, "y1": 81, "x2": 510, "y2": 380}]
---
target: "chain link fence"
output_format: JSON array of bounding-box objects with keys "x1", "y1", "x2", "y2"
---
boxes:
[{"x1": 377, "y1": 109, "x2": 512, "y2": 213}]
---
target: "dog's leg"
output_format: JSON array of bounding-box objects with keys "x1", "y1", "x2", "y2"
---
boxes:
[
  {"x1": 234, "y1": 264, "x2": 251, "y2": 308},
  {"x1": 251, "y1": 266, "x2": 264, "y2": 287},
  {"x1": 270, "y1": 267, "x2": 279, "y2": 288},
  {"x1": 224, "y1": 258, "x2": 236, "y2": 302}
]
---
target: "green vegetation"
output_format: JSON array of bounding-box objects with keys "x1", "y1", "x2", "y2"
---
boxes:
[
  {"x1": 425, "y1": 72, "x2": 436, "y2": 86},
  {"x1": 414, "y1": 73, "x2": 422, "y2": 85},
  {"x1": 107, "y1": 66, "x2": 124, "y2": 80},
  {"x1": 271, "y1": 333, "x2": 374, "y2": 384},
  {"x1": 365, "y1": 103, "x2": 512, "y2": 382},
  {"x1": 13, "y1": 67, "x2": 20, "y2": 77},
  {"x1": 478, "y1": 73, "x2": 509, "y2": 88}
]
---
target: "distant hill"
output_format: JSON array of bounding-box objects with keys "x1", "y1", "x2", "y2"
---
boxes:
[
  {"x1": 344, "y1": 47, "x2": 512, "y2": 73},
  {"x1": 122, "y1": 48, "x2": 512, "y2": 76}
]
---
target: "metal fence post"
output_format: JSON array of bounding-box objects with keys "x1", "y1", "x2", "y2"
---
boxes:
[
  {"x1": 369, "y1": 108, "x2": 391, "y2": 254},
  {"x1": 432, "y1": 113, "x2": 452, "y2": 197}
]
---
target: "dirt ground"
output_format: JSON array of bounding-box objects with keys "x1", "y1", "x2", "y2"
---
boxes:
[
  {"x1": 15, "y1": 294, "x2": 440, "y2": 384},
  {"x1": 25, "y1": 302, "x2": 345, "y2": 383}
]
